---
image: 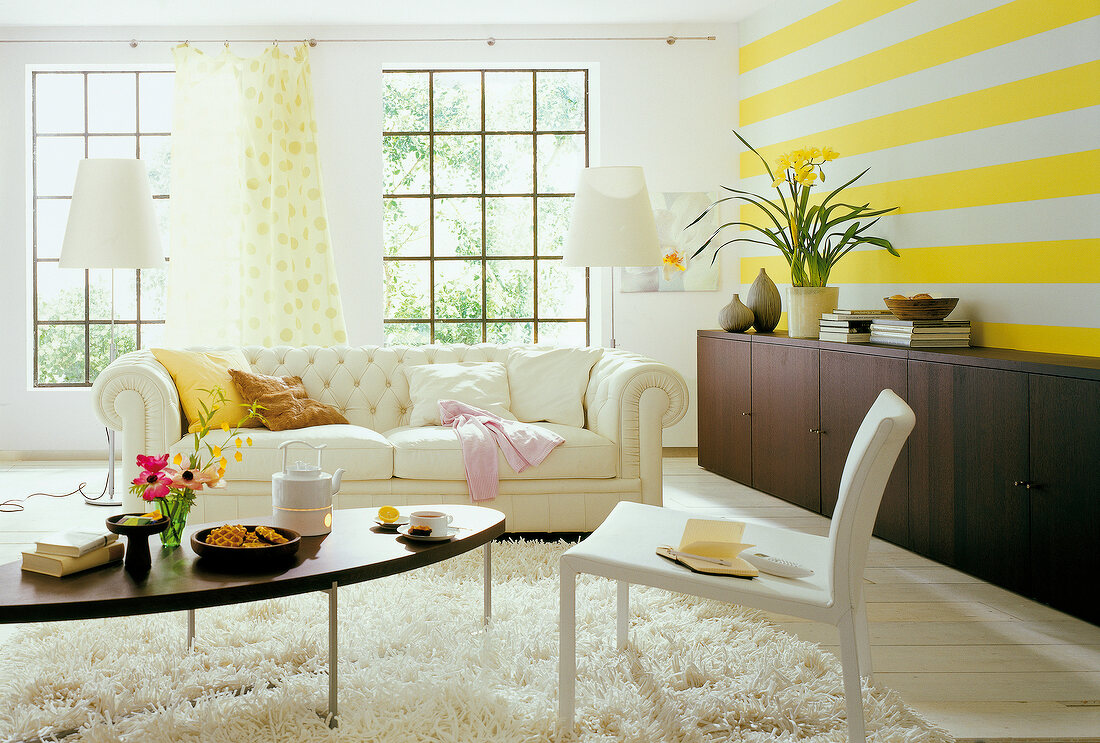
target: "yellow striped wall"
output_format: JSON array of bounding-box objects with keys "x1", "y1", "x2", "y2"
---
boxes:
[{"x1": 736, "y1": 0, "x2": 1100, "y2": 356}]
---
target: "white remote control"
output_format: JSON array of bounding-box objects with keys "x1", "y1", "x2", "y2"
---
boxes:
[{"x1": 742, "y1": 551, "x2": 814, "y2": 578}]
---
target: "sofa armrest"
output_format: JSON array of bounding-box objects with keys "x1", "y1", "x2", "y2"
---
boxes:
[
  {"x1": 91, "y1": 349, "x2": 182, "y2": 510},
  {"x1": 584, "y1": 350, "x2": 688, "y2": 505}
]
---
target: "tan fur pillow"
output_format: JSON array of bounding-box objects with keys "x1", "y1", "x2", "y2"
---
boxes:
[{"x1": 229, "y1": 369, "x2": 349, "y2": 432}]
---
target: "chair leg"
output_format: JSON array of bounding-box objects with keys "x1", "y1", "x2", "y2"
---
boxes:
[
  {"x1": 837, "y1": 612, "x2": 867, "y2": 743},
  {"x1": 559, "y1": 564, "x2": 577, "y2": 729},
  {"x1": 616, "y1": 581, "x2": 629, "y2": 650},
  {"x1": 853, "y1": 602, "x2": 873, "y2": 684}
]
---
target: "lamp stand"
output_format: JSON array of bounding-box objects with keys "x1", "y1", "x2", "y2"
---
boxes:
[
  {"x1": 608, "y1": 267, "x2": 617, "y2": 349},
  {"x1": 85, "y1": 269, "x2": 122, "y2": 508}
]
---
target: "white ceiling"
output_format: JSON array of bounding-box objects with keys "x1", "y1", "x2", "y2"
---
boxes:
[{"x1": 0, "y1": 0, "x2": 772, "y2": 28}]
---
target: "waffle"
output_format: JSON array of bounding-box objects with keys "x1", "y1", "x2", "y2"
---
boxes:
[
  {"x1": 255, "y1": 525, "x2": 289, "y2": 544},
  {"x1": 205, "y1": 524, "x2": 248, "y2": 547}
]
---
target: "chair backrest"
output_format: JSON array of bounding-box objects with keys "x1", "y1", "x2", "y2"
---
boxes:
[{"x1": 826, "y1": 389, "x2": 916, "y2": 607}]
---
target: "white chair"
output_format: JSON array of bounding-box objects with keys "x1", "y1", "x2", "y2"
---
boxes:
[{"x1": 559, "y1": 389, "x2": 915, "y2": 742}]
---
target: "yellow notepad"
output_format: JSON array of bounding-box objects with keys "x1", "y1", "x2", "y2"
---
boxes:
[{"x1": 656, "y1": 518, "x2": 759, "y2": 578}]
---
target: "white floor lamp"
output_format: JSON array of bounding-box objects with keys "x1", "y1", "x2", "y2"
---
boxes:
[
  {"x1": 562, "y1": 166, "x2": 661, "y2": 348},
  {"x1": 59, "y1": 159, "x2": 164, "y2": 507}
]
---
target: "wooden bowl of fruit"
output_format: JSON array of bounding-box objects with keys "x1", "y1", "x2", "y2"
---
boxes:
[
  {"x1": 190, "y1": 524, "x2": 300, "y2": 564},
  {"x1": 883, "y1": 294, "x2": 959, "y2": 321}
]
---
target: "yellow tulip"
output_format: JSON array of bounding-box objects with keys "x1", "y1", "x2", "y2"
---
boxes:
[
  {"x1": 246, "y1": 437, "x2": 253, "y2": 447},
  {"x1": 173, "y1": 452, "x2": 183, "y2": 465},
  {"x1": 220, "y1": 457, "x2": 228, "y2": 469},
  {"x1": 211, "y1": 446, "x2": 222, "y2": 457},
  {"x1": 234, "y1": 450, "x2": 243, "y2": 462},
  {"x1": 235, "y1": 437, "x2": 243, "y2": 448},
  {"x1": 220, "y1": 422, "x2": 230, "y2": 433}
]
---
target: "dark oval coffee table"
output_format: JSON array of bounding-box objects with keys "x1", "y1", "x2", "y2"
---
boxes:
[{"x1": 0, "y1": 505, "x2": 505, "y2": 729}]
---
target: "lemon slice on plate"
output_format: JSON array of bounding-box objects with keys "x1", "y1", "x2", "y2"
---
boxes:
[{"x1": 377, "y1": 505, "x2": 400, "y2": 524}]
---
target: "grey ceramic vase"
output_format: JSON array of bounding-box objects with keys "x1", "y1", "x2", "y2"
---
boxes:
[
  {"x1": 718, "y1": 293, "x2": 755, "y2": 333},
  {"x1": 746, "y1": 267, "x2": 782, "y2": 332}
]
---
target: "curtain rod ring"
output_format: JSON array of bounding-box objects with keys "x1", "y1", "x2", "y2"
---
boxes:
[
  {"x1": 224, "y1": 40, "x2": 230, "y2": 49},
  {"x1": 129, "y1": 39, "x2": 138, "y2": 48},
  {"x1": 272, "y1": 39, "x2": 278, "y2": 46},
  {"x1": 308, "y1": 38, "x2": 317, "y2": 47}
]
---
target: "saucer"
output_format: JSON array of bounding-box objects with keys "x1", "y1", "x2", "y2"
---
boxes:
[
  {"x1": 397, "y1": 524, "x2": 456, "y2": 542},
  {"x1": 374, "y1": 517, "x2": 409, "y2": 530}
]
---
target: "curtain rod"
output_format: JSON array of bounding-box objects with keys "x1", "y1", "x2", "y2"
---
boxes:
[{"x1": 0, "y1": 35, "x2": 716, "y2": 47}]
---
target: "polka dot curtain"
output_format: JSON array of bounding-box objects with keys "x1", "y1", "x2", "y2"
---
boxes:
[{"x1": 165, "y1": 43, "x2": 347, "y2": 347}]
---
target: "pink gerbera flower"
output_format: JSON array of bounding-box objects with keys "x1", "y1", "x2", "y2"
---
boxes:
[
  {"x1": 132, "y1": 470, "x2": 171, "y2": 500},
  {"x1": 167, "y1": 466, "x2": 222, "y2": 492},
  {"x1": 136, "y1": 453, "x2": 170, "y2": 473}
]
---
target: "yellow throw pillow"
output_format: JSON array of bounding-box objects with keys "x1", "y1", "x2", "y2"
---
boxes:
[{"x1": 151, "y1": 348, "x2": 264, "y2": 433}]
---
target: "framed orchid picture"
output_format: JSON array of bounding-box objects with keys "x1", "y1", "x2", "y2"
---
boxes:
[{"x1": 620, "y1": 191, "x2": 720, "y2": 292}]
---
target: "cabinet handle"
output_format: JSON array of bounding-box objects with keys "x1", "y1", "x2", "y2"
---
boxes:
[
  {"x1": 809, "y1": 428, "x2": 824, "y2": 434},
  {"x1": 1013, "y1": 480, "x2": 1036, "y2": 489},
  {"x1": 741, "y1": 412, "x2": 751, "y2": 417}
]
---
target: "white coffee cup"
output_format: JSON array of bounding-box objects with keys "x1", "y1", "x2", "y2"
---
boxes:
[{"x1": 409, "y1": 510, "x2": 453, "y2": 535}]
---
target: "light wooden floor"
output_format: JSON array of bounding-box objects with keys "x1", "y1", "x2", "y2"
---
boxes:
[{"x1": 1, "y1": 457, "x2": 1098, "y2": 741}]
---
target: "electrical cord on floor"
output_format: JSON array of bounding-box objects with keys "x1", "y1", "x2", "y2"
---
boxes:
[{"x1": 0, "y1": 429, "x2": 110, "y2": 512}]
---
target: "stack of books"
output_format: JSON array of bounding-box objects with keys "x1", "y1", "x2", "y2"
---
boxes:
[
  {"x1": 21, "y1": 529, "x2": 124, "y2": 577},
  {"x1": 819, "y1": 309, "x2": 894, "y2": 343},
  {"x1": 870, "y1": 319, "x2": 972, "y2": 347}
]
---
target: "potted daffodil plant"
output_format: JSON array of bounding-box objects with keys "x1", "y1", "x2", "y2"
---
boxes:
[{"x1": 691, "y1": 131, "x2": 900, "y2": 337}]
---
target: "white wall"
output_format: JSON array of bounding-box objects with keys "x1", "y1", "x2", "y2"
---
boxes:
[{"x1": 0, "y1": 23, "x2": 741, "y2": 454}]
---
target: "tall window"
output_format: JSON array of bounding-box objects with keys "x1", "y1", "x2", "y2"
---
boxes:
[
  {"x1": 382, "y1": 69, "x2": 590, "y2": 345},
  {"x1": 31, "y1": 69, "x2": 172, "y2": 387}
]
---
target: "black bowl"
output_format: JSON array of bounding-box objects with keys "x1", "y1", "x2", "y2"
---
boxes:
[
  {"x1": 190, "y1": 525, "x2": 301, "y2": 564},
  {"x1": 106, "y1": 512, "x2": 170, "y2": 537}
]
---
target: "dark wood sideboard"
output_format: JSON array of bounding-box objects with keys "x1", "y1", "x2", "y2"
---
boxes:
[{"x1": 698, "y1": 330, "x2": 1100, "y2": 625}]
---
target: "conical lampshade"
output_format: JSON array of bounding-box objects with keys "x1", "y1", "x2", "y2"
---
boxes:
[{"x1": 563, "y1": 166, "x2": 661, "y2": 268}]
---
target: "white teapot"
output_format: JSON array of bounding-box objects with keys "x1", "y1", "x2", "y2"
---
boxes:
[{"x1": 271, "y1": 441, "x2": 345, "y2": 536}]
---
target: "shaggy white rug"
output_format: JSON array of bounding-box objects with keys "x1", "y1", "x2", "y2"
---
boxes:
[{"x1": 0, "y1": 540, "x2": 952, "y2": 743}]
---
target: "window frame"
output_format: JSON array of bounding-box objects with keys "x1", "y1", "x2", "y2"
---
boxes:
[
  {"x1": 29, "y1": 66, "x2": 172, "y2": 388},
  {"x1": 382, "y1": 68, "x2": 591, "y2": 346}
]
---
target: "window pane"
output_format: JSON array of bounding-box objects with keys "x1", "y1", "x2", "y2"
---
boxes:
[
  {"x1": 88, "y1": 135, "x2": 136, "y2": 158},
  {"x1": 486, "y1": 197, "x2": 533, "y2": 256},
  {"x1": 487, "y1": 321, "x2": 533, "y2": 344},
  {"x1": 35, "y1": 73, "x2": 84, "y2": 133},
  {"x1": 90, "y1": 269, "x2": 138, "y2": 321},
  {"x1": 383, "y1": 135, "x2": 429, "y2": 194},
  {"x1": 91, "y1": 322, "x2": 137, "y2": 377},
  {"x1": 536, "y1": 134, "x2": 585, "y2": 193},
  {"x1": 88, "y1": 73, "x2": 136, "y2": 133},
  {"x1": 384, "y1": 72, "x2": 429, "y2": 131},
  {"x1": 485, "y1": 135, "x2": 533, "y2": 194},
  {"x1": 140, "y1": 135, "x2": 172, "y2": 196},
  {"x1": 434, "y1": 322, "x2": 481, "y2": 345},
  {"x1": 486, "y1": 260, "x2": 534, "y2": 318},
  {"x1": 538, "y1": 321, "x2": 587, "y2": 345},
  {"x1": 153, "y1": 200, "x2": 171, "y2": 258},
  {"x1": 385, "y1": 260, "x2": 430, "y2": 319},
  {"x1": 35, "y1": 136, "x2": 84, "y2": 197},
  {"x1": 36, "y1": 261, "x2": 85, "y2": 321},
  {"x1": 385, "y1": 322, "x2": 430, "y2": 345},
  {"x1": 384, "y1": 198, "x2": 429, "y2": 257},
  {"x1": 433, "y1": 135, "x2": 480, "y2": 194},
  {"x1": 536, "y1": 197, "x2": 573, "y2": 256},
  {"x1": 37, "y1": 325, "x2": 86, "y2": 384},
  {"x1": 536, "y1": 71, "x2": 585, "y2": 131},
  {"x1": 138, "y1": 72, "x2": 174, "y2": 133},
  {"x1": 485, "y1": 72, "x2": 532, "y2": 131},
  {"x1": 141, "y1": 267, "x2": 167, "y2": 320},
  {"x1": 434, "y1": 260, "x2": 482, "y2": 319},
  {"x1": 538, "y1": 260, "x2": 587, "y2": 318},
  {"x1": 433, "y1": 72, "x2": 480, "y2": 132},
  {"x1": 139, "y1": 321, "x2": 165, "y2": 349},
  {"x1": 35, "y1": 198, "x2": 71, "y2": 260},
  {"x1": 434, "y1": 198, "x2": 481, "y2": 257}
]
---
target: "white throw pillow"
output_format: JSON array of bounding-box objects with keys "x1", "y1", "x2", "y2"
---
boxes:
[
  {"x1": 506, "y1": 347, "x2": 603, "y2": 427},
  {"x1": 406, "y1": 362, "x2": 515, "y2": 427}
]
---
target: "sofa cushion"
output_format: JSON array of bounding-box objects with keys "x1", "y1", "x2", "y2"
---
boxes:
[
  {"x1": 506, "y1": 347, "x2": 603, "y2": 427},
  {"x1": 229, "y1": 368, "x2": 349, "y2": 431},
  {"x1": 170, "y1": 424, "x2": 393, "y2": 482},
  {"x1": 151, "y1": 348, "x2": 264, "y2": 433},
  {"x1": 386, "y1": 423, "x2": 616, "y2": 481},
  {"x1": 406, "y1": 361, "x2": 514, "y2": 426}
]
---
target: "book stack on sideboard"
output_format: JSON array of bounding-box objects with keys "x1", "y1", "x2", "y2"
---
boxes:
[
  {"x1": 819, "y1": 309, "x2": 893, "y2": 343},
  {"x1": 870, "y1": 319, "x2": 971, "y2": 347},
  {"x1": 21, "y1": 529, "x2": 123, "y2": 577}
]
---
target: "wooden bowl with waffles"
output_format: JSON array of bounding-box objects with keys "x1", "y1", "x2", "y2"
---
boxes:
[{"x1": 189, "y1": 524, "x2": 301, "y2": 564}]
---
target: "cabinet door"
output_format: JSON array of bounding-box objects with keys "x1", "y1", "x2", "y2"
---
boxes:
[
  {"x1": 907, "y1": 360, "x2": 957, "y2": 563},
  {"x1": 820, "y1": 350, "x2": 909, "y2": 546},
  {"x1": 751, "y1": 342, "x2": 820, "y2": 511},
  {"x1": 1029, "y1": 374, "x2": 1100, "y2": 624},
  {"x1": 697, "y1": 336, "x2": 752, "y2": 483}
]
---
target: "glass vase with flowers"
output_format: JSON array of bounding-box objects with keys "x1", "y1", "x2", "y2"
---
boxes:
[{"x1": 130, "y1": 387, "x2": 262, "y2": 549}]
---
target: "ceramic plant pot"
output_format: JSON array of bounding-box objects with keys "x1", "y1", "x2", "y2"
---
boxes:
[
  {"x1": 787, "y1": 286, "x2": 840, "y2": 338},
  {"x1": 746, "y1": 268, "x2": 781, "y2": 332},
  {"x1": 718, "y1": 294, "x2": 755, "y2": 333}
]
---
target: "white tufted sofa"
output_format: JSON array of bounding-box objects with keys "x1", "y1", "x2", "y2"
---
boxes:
[{"x1": 92, "y1": 344, "x2": 689, "y2": 532}]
